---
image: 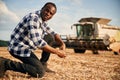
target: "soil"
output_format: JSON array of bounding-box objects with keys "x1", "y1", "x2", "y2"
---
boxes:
[{"x1": 0, "y1": 47, "x2": 120, "y2": 80}]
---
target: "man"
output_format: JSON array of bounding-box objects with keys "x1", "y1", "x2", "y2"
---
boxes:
[{"x1": 0, "y1": 2, "x2": 66, "y2": 78}]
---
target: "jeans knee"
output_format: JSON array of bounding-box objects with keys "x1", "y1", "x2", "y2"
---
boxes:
[
  {"x1": 37, "y1": 69, "x2": 45, "y2": 78},
  {"x1": 29, "y1": 65, "x2": 45, "y2": 78},
  {"x1": 31, "y1": 69, "x2": 45, "y2": 78}
]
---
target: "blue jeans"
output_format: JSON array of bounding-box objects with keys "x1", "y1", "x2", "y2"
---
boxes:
[{"x1": 8, "y1": 51, "x2": 45, "y2": 78}]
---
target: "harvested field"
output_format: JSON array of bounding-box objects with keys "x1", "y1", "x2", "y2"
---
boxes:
[{"x1": 0, "y1": 47, "x2": 120, "y2": 80}]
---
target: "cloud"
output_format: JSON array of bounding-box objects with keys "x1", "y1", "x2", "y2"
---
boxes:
[
  {"x1": 48, "y1": 12, "x2": 76, "y2": 36},
  {"x1": 0, "y1": 1, "x2": 20, "y2": 24},
  {"x1": 69, "y1": 0, "x2": 83, "y2": 5},
  {"x1": 0, "y1": 30, "x2": 12, "y2": 40}
]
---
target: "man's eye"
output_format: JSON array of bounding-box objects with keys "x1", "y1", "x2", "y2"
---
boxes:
[
  {"x1": 50, "y1": 12, "x2": 53, "y2": 15},
  {"x1": 45, "y1": 9, "x2": 49, "y2": 12}
]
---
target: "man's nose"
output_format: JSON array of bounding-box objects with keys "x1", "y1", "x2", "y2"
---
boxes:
[{"x1": 46, "y1": 12, "x2": 51, "y2": 16}]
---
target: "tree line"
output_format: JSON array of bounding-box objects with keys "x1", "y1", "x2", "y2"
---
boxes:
[{"x1": 0, "y1": 40, "x2": 8, "y2": 47}]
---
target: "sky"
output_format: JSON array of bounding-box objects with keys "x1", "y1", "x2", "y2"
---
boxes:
[{"x1": 0, "y1": 0, "x2": 120, "y2": 40}]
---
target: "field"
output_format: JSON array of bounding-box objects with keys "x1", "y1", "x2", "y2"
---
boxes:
[{"x1": 0, "y1": 47, "x2": 120, "y2": 80}]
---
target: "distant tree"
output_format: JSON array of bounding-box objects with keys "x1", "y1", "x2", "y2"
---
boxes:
[{"x1": 0, "y1": 40, "x2": 8, "y2": 47}]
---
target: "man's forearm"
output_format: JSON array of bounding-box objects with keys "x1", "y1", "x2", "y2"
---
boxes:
[
  {"x1": 54, "y1": 34, "x2": 64, "y2": 45},
  {"x1": 42, "y1": 44, "x2": 58, "y2": 54},
  {"x1": 54, "y1": 34, "x2": 66, "y2": 50}
]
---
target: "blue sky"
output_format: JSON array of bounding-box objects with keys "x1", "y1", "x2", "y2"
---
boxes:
[{"x1": 0, "y1": 0, "x2": 120, "y2": 40}]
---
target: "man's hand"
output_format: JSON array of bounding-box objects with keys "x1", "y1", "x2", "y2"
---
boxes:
[
  {"x1": 56, "y1": 50, "x2": 66, "y2": 58},
  {"x1": 42, "y1": 44, "x2": 66, "y2": 58}
]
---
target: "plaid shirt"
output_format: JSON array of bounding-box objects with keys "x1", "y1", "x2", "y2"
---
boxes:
[{"x1": 8, "y1": 10, "x2": 57, "y2": 57}]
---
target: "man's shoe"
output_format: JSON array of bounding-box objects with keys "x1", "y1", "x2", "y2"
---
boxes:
[{"x1": 0, "y1": 57, "x2": 7, "y2": 78}]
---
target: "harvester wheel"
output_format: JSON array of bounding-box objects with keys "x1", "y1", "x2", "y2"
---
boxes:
[
  {"x1": 92, "y1": 50, "x2": 99, "y2": 54},
  {"x1": 74, "y1": 49, "x2": 86, "y2": 53},
  {"x1": 113, "y1": 52, "x2": 118, "y2": 55}
]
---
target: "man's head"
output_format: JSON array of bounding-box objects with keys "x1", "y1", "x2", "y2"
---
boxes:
[{"x1": 40, "y1": 2, "x2": 57, "y2": 21}]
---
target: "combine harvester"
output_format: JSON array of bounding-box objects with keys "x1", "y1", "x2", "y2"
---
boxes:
[{"x1": 56, "y1": 17, "x2": 120, "y2": 54}]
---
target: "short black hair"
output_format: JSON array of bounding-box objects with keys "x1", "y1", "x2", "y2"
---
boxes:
[{"x1": 42, "y1": 2, "x2": 57, "y2": 11}]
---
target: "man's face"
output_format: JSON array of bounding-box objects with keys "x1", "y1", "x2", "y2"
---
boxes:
[{"x1": 41, "y1": 4, "x2": 56, "y2": 21}]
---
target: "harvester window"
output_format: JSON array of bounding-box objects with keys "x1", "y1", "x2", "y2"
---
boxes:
[
  {"x1": 76, "y1": 24, "x2": 93, "y2": 39},
  {"x1": 76, "y1": 25, "x2": 82, "y2": 37},
  {"x1": 83, "y1": 24, "x2": 93, "y2": 36}
]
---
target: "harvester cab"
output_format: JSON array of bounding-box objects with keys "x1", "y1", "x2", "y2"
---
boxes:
[
  {"x1": 73, "y1": 22, "x2": 94, "y2": 39},
  {"x1": 72, "y1": 17, "x2": 111, "y2": 40}
]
